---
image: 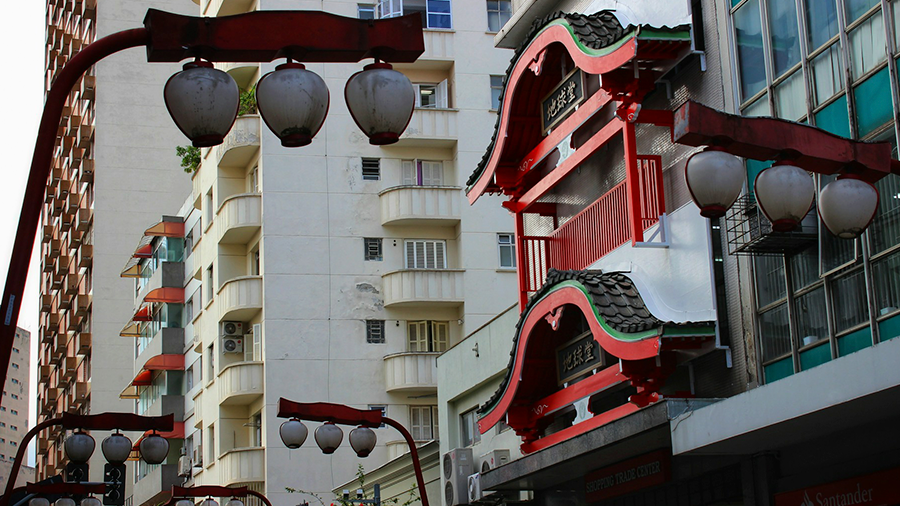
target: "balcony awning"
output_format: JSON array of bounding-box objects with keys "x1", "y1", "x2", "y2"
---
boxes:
[
  {"x1": 119, "y1": 321, "x2": 142, "y2": 338},
  {"x1": 133, "y1": 305, "x2": 152, "y2": 322},
  {"x1": 128, "y1": 422, "x2": 186, "y2": 460},
  {"x1": 144, "y1": 287, "x2": 184, "y2": 304},
  {"x1": 131, "y1": 354, "x2": 185, "y2": 386},
  {"x1": 120, "y1": 257, "x2": 142, "y2": 278},
  {"x1": 145, "y1": 220, "x2": 185, "y2": 238}
]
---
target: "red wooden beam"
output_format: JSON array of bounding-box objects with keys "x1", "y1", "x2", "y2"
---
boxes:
[
  {"x1": 673, "y1": 100, "x2": 894, "y2": 183},
  {"x1": 520, "y1": 403, "x2": 640, "y2": 454},
  {"x1": 523, "y1": 365, "x2": 625, "y2": 427},
  {"x1": 144, "y1": 9, "x2": 424, "y2": 63},
  {"x1": 277, "y1": 399, "x2": 384, "y2": 427}
]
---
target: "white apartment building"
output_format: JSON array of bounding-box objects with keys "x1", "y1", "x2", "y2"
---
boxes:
[
  {"x1": 0, "y1": 328, "x2": 34, "y2": 490},
  {"x1": 117, "y1": 0, "x2": 518, "y2": 505}
]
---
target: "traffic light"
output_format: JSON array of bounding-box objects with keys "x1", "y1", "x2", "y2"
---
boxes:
[{"x1": 103, "y1": 463, "x2": 126, "y2": 506}]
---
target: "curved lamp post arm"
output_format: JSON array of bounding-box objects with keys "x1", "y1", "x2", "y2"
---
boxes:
[
  {"x1": 1, "y1": 417, "x2": 62, "y2": 506},
  {"x1": 381, "y1": 417, "x2": 430, "y2": 506}
]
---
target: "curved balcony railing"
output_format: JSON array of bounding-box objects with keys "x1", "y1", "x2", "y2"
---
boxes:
[
  {"x1": 379, "y1": 186, "x2": 461, "y2": 226},
  {"x1": 396, "y1": 109, "x2": 458, "y2": 147},
  {"x1": 383, "y1": 351, "x2": 439, "y2": 393},
  {"x1": 218, "y1": 361, "x2": 264, "y2": 405},
  {"x1": 217, "y1": 115, "x2": 260, "y2": 168},
  {"x1": 218, "y1": 447, "x2": 265, "y2": 486},
  {"x1": 382, "y1": 269, "x2": 464, "y2": 307},
  {"x1": 218, "y1": 275, "x2": 262, "y2": 321},
  {"x1": 218, "y1": 193, "x2": 261, "y2": 244}
]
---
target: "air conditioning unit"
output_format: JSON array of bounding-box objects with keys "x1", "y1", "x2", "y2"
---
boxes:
[
  {"x1": 444, "y1": 448, "x2": 473, "y2": 506},
  {"x1": 220, "y1": 321, "x2": 243, "y2": 337},
  {"x1": 467, "y1": 473, "x2": 482, "y2": 503},
  {"x1": 192, "y1": 446, "x2": 203, "y2": 467},
  {"x1": 222, "y1": 336, "x2": 243, "y2": 354},
  {"x1": 479, "y1": 449, "x2": 510, "y2": 473},
  {"x1": 177, "y1": 455, "x2": 192, "y2": 477}
]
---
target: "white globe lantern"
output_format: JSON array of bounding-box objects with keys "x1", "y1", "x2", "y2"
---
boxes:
[
  {"x1": 314, "y1": 422, "x2": 344, "y2": 454},
  {"x1": 176, "y1": 499, "x2": 195, "y2": 506},
  {"x1": 819, "y1": 175, "x2": 879, "y2": 239},
  {"x1": 225, "y1": 499, "x2": 245, "y2": 506},
  {"x1": 280, "y1": 419, "x2": 309, "y2": 449},
  {"x1": 257, "y1": 62, "x2": 329, "y2": 147},
  {"x1": 29, "y1": 498, "x2": 50, "y2": 506},
  {"x1": 754, "y1": 163, "x2": 815, "y2": 232},
  {"x1": 349, "y1": 426, "x2": 377, "y2": 458},
  {"x1": 164, "y1": 59, "x2": 239, "y2": 148},
  {"x1": 101, "y1": 432, "x2": 133, "y2": 464},
  {"x1": 64, "y1": 431, "x2": 95, "y2": 463},
  {"x1": 81, "y1": 497, "x2": 102, "y2": 506},
  {"x1": 684, "y1": 148, "x2": 745, "y2": 218},
  {"x1": 200, "y1": 499, "x2": 219, "y2": 506},
  {"x1": 55, "y1": 499, "x2": 76, "y2": 506},
  {"x1": 139, "y1": 433, "x2": 170, "y2": 465},
  {"x1": 344, "y1": 62, "x2": 415, "y2": 145}
]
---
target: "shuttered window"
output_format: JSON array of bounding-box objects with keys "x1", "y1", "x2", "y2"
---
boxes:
[
  {"x1": 410, "y1": 406, "x2": 439, "y2": 441},
  {"x1": 405, "y1": 240, "x2": 446, "y2": 269},
  {"x1": 407, "y1": 321, "x2": 449, "y2": 352},
  {"x1": 401, "y1": 160, "x2": 443, "y2": 186}
]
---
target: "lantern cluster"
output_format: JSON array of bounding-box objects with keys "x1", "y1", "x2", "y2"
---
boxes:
[
  {"x1": 684, "y1": 148, "x2": 879, "y2": 239},
  {"x1": 279, "y1": 418, "x2": 377, "y2": 458},
  {"x1": 175, "y1": 497, "x2": 244, "y2": 506},
  {"x1": 164, "y1": 58, "x2": 415, "y2": 148}
]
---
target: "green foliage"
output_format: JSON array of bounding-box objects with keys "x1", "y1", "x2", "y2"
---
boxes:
[
  {"x1": 286, "y1": 464, "x2": 419, "y2": 506},
  {"x1": 239, "y1": 86, "x2": 258, "y2": 116},
  {"x1": 176, "y1": 145, "x2": 200, "y2": 174}
]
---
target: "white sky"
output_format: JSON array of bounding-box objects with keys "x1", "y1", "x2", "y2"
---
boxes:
[{"x1": 0, "y1": 2, "x2": 51, "y2": 466}]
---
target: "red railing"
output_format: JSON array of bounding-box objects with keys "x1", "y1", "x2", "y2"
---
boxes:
[{"x1": 519, "y1": 155, "x2": 665, "y2": 299}]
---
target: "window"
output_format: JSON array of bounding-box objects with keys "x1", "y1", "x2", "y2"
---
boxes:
[
  {"x1": 408, "y1": 321, "x2": 449, "y2": 352},
  {"x1": 358, "y1": 3, "x2": 375, "y2": 18},
  {"x1": 414, "y1": 81, "x2": 448, "y2": 108},
  {"x1": 0, "y1": 407, "x2": 4, "y2": 411},
  {"x1": 10, "y1": 395, "x2": 17, "y2": 400},
  {"x1": 402, "y1": 160, "x2": 444, "y2": 186},
  {"x1": 376, "y1": 0, "x2": 452, "y2": 29},
  {"x1": 410, "y1": 406, "x2": 439, "y2": 440},
  {"x1": 364, "y1": 238, "x2": 383, "y2": 261},
  {"x1": 10, "y1": 441, "x2": 16, "y2": 447},
  {"x1": 11, "y1": 363, "x2": 18, "y2": 369},
  {"x1": 460, "y1": 410, "x2": 481, "y2": 446},
  {"x1": 249, "y1": 165, "x2": 260, "y2": 193},
  {"x1": 208, "y1": 424, "x2": 216, "y2": 463},
  {"x1": 486, "y1": 0, "x2": 510, "y2": 32},
  {"x1": 207, "y1": 343, "x2": 215, "y2": 381},
  {"x1": 362, "y1": 158, "x2": 381, "y2": 181},
  {"x1": 10, "y1": 379, "x2": 18, "y2": 384},
  {"x1": 405, "y1": 240, "x2": 447, "y2": 269},
  {"x1": 250, "y1": 412, "x2": 262, "y2": 447},
  {"x1": 10, "y1": 425, "x2": 17, "y2": 431},
  {"x1": 366, "y1": 320, "x2": 385, "y2": 344},
  {"x1": 10, "y1": 410, "x2": 17, "y2": 416},
  {"x1": 205, "y1": 189, "x2": 214, "y2": 229},
  {"x1": 206, "y1": 264, "x2": 214, "y2": 303},
  {"x1": 12, "y1": 348, "x2": 18, "y2": 354},
  {"x1": 185, "y1": 296, "x2": 194, "y2": 325},
  {"x1": 498, "y1": 233, "x2": 516, "y2": 268},
  {"x1": 185, "y1": 365, "x2": 194, "y2": 392},
  {"x1": 490, "y1": 75, "x2": 503, "y2": 110},
  {"x1": 251, "y1": 246, "x2": 261, "y2": 276}
]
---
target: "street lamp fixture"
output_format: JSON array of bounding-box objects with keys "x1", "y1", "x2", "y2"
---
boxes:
[
  {"x1": 349, "y1": 426, "x2": 377, "y2": 458},
  {"x1": 139, "y1": 431, "x2": 171, "y2": 465},
  {"x1": 344, "y1": 62, "x2": 416, "y2": 145},
  {"x1": 63, "y1": 431, "x2": 95, "y2": 464},
  {"x1": 164, "y1": 59, "x2": 240, "y2": 148},
  {"x1": 818, "y1": 174, "x2": 879, "y2": 239},
  {"x1": 314, "y1": 421, "x2": 344, "y2": 454},
  {"x1": 279, "y1": 418, "x2": 309, "y2": 449},
  {"x1": 256, "y1": 60, "x2": 330, "y2": 147},
  {"x1": 754, "y1": 162, "x2": 815, "y2": 232},
  {"x1": 100, "y1": 431, "x2": 133, "y2": 464},
  {"x1": 683, "y1": 147, "x2": 745, "y2": 219}
]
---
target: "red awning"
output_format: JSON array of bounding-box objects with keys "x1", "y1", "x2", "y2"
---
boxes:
[
  {"x1": 144, "y1": 287, "x2": 185, "y2": 304},
  {"x1": 120, "y1": 256, "x2": 142, "y2": 278},
  {"x1": 133, "y1": 305, "x2": 152, "y2": 322},
  {"x1": 145, "y1": 221, "x2": 185, "y2": 238},
  {"x1": 130, "y1": 354, "x2": 185, "y2": 386},
  {"x1": 129, "y1": 422, "x2": 186, "y2": 459},
  {"x1": 134, "y1": 243, "x2": 153, "y2": 258},
  {"x1": 120, "y1": 321, "x2": 142, "y2": 338}
]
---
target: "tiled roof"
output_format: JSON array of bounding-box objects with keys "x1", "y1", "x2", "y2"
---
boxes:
[{"x1": 477, "y1": 269, "x2": 714, "y2": 415}]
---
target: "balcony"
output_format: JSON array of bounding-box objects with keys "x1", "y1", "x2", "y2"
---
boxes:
[
  {"x1": 379, "y1": 186, "x2": 461, "y2": 226},
  {"x1": 218, "y1": 447, "x2": 264, "y2": 486},
  {"x1": 383, "y1": 352, "x2": 439, "y2": 393},
  {"x1": 217, "y1": 115, "x2": 260, "y2": 168},
  {"x1": 131, "y1": 464, "x2": 179, "y2": 506},
  {"x1": 395, "y1": 108, "x2": 458, "y2": 147},
  {"x1": 218, "y1": 276, "x2": 262, "y2": 321},
  {"x1": 381, "y1": 269, "x2": 464, "y2": 308},
  {"x1": 395, "y1": 30, "x2": 455, "y2": 69},
  {"x1": 141, "y1": 394, "x2": 185, "y2": 421},
  {"x1": 136, "y1": 261, "x2": 184, "y2": 303},
  {"x1": 217, "y1": 193, "x2": 261, "y2": 244},
  {"x1": 218, "y1": 361, "x2": 264, "y2": 405},
  {"x1": 135, "y1": 328, "x2": 184, "y2": 376}
]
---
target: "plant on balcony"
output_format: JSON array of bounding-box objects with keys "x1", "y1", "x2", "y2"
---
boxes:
[
  {"x1": 176, "y1": 145, "x2": 201, "y2": 174},
  {"x1": 286, "y1": 464, "x2": 418, "y2": 506},
  {"x1": 239, "y1": 86, "x2": 258, "y2": 116}
]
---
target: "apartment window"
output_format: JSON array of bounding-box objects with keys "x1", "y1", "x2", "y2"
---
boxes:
[
  {"x1": 10, "y1": 425, "x2": 17, "y2": 431},
  {"x1": 376, "y1": 0, "x2": 452, "y2": 29},
  {"x1": 410, "y1": 406, "x2": 439, "y2": 440},
  {"x1": 0, "y1": 407, "x2": 4, "y2": 411},
  {"x1": 185, "y1": 296, "x2": 194, "y2": 325},
  {"x1": 250, "y1": 412, "x2": 262, "y2": 447},
  {"x1": 498, "y1": 233, "x2": 516, "y2": 268},
  {"x1": 0, "y1": 422, "x2": 5, "y2": 427},
  {"x1": 366, "y1": 320, "x2": 385, "y2": 344},
  {"x1": 405, "y1": 240, "x2": 447, "y2": 269},
  {"x1": 10, "y1": 410, "x2": 17, "y2": 416},
  {"x1": 486, "y1": 0, "x2": 510, "y2": 32},
  {"x1": 249, "y1": 165, "x2": 260, "y2": 193},
  {"x1": 490, "y1": 75, "x2": 503, "y2": 110},
  {"x1": 11, "y1": 363, "x2": 18, "y2": 369},
  {"x1": 10, "y1": 441, "x2": 16, "y2": 447},
  {"x1": 10, "y1": 379, "x2": 18, "y2": 385},
  {"x1": 185, "y1": 229, "x2": 194, "y2": 255},
  {"x1": 10, "y1": 395, "x2": 17, "y2": 401},
  {"x1": 206, "y1": 264, "x2": 215, "y2": 303},
  {"x1": 207, "y1": 343, "x2": 215, "y2": 381},
  {"x1": 460, "y1": 409, "x2": 481, "y2": 446},
  {"x1": 185, "y1": 365, "x2": 194, "y2": 392},
  {"x1": 364, "y1": 238, "x2": 383, "y2": 261},
  {"x1": 251, "y1": 246, "x2": 261, "y2": 276},
  {"x1": 362, "y1": 158, "x2": 381, "y2": 181},
  {"x1": 408, "y1": 321, "x2": 449, "y2": 352},
  {"x1": 402, "y1": 160, "x2": 444, "y2": 186},
  {"x1": 358, "y1": 3, "x2": 375, "y2": 19},
  {"x1": 414, "y1": 81, "x2": 448, "y2": 108},
  {"x1": 12, "y1": 348, "x2": 18, "y2": 354},
  {"x1": 208, "y1": 424, "x2": 216, "y2": 463},
  {"x1": 205, "y1": 189, "x2": 214, "y2": 229}
]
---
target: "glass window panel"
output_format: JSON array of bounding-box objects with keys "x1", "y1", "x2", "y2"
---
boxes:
[
  {"x1": 894, "y1": 2, "x2": 900, "y2": 51},
  {"x1": 873, "y1": 251, "x2": 900, "y2": 315},
  {"x1": 870, "y1": 131, "x2": 900, "y2": 254},
  {"x1": 810, "y1": 43, "x2": 844, "y2": 105},
  {"x1": 760, "y1": 303, "x2": 791, "y2": 361},
  {"x1": 820, "y1": 176, "x2": 857, "y2": 273},
  {"x1": 742, "y1": 94, "x2": 770, "y2": 116},
  {"x1": 845, "y1": 0, "x2": 878, "y2": 23},
  {"x1": 832, "y1": 270, "x2": 870, "y2": 332},
  {"x1": 774, "y1": 70, "x2": 807, "y2": 120},
  {"x1": 814, "y1": 94, "x2": 851, "y2": 138},
  {"x1": 853, "y1": 66, "x2": 892, "y2": 137},
  {"x1": 734, "y1": 0, "x2": 767, "y2": 101},
  {"x1": 747, "y1": 159, "x2": 774, "y2": 195},
  {"x1": 790, "y1": 245, "x2": 820, "y2": 289},
  {"x1": 795, "y1": 287, "x2": 828, "y2": 346},
  {"x1": 806, "y1": 0, "x2": 839, "y2": 50},
  {"x1": 755, "y1": 255, "x2": 786, "y2": 307},
  {"x1": 769, "y1": 0, "x2": 801, "y2": 76},
  {"x1": 849, "y1": 10, "x2": 886, "y2": 81}
]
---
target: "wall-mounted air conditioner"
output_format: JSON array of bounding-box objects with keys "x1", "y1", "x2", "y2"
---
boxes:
[
  {"x1": 479, "y1": 449, "x2": 510, "y2": 473},
  {"x1": 220, "y1": 321, "x2": 243, "y2": 337},
  {"x1": 444, "y1": 448, "x2": 473, "y2": 506},
  {"x1": 177, "y1": 455, "x2": 192, "y2": 477},
  {"x1": 467, "y1": 473, "x2": 482, "y2": 503},
  {"x1": 223, "y1": 336, "x2": 243, "y2": 354}
]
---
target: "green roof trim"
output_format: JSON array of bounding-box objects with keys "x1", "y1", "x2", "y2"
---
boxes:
[{"x1": 635, "y1": 26, "x2": 692, "y2": 41}]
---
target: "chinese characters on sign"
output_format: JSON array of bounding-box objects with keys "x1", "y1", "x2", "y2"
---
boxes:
[
  {"x1": 541, "y1": 69, "x2": 584, "y2": 133},
  {"x1": 556, "y1": 331, "x2": 604, "y2": 384}
]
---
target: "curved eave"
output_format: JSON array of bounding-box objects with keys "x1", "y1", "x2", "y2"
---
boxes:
[{"x1": 467, "y1": 21, "x2": 639, "y2": 203}]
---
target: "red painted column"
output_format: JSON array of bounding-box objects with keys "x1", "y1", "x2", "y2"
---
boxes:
[
  {"x1": 623, "y1": 121, "x2": 643, "y2": 244},
  {"x1": 515, "y1": 211, "x2": 528, "y2": 311}
]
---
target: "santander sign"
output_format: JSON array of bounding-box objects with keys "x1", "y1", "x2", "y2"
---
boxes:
[{"x1": 775, "y1": 468, "x2": 900, "y2": 506}]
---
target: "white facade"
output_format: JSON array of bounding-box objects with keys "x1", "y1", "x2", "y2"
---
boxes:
[
  {"x1": 180, "y1": 0, "x2": 518, "y2": 503},
  {"x1": 0, "y1": 328, "x2": 32, "y2": 490}
]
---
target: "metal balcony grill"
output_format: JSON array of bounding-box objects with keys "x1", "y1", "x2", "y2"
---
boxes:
[{"x1": 724, "y1": 194, "x2": 817, "y2": 256}]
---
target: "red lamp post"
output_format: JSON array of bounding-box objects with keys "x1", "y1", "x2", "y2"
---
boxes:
[
  {"x1": 0, "y1": 8, "x2": 425, "y2": 403},
  {"x1": 277, "y1": 399, "x2": 431, "y2": 506}
]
